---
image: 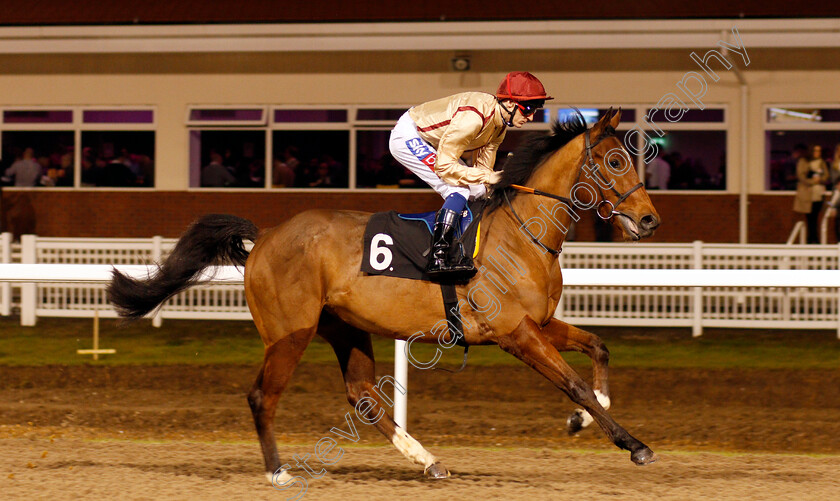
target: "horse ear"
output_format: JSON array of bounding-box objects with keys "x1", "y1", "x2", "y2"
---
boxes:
[
  {"x1": 610, "y1": 107, "x2": 622, "y2": 128},
  {"x1": 602, "y1": 107, "x2": 613, "y2": 124},
  {"x1": 590, "y1": 107, "x2": 613, "y2": 136}
]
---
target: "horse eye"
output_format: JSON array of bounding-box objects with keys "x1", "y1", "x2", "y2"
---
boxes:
[{"x1": 609, "y1": 159, "x2": 620, "y2": 169}]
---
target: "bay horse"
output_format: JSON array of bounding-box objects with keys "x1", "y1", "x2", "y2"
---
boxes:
[{"x1": 107, "y1": 108, "x2": 661, "y2": 485}]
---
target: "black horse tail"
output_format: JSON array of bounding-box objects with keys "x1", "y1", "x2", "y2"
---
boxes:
[{"x1": 106, "y1": 214, "x2": 259, "y2": 319}]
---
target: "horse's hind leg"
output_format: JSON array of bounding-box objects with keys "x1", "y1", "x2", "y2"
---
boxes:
[
  {"x1": 498, "y1": 317, "x2": 656, "y2": 466},
  {"x1": 320, "y1": 319, "x2": 449, "y2": 479},
  {"x1": 247, "y1": 327, "x2": 316, "y2": 484},
  {"x1": 541, "y1": 318, "x2": 611, "y2": 434}
]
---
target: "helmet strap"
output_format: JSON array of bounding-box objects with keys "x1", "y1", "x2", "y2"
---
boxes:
[{"x1": 499, "y1": 99, "x2": 516, "y2": 127}]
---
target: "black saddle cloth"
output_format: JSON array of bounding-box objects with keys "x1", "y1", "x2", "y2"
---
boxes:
[{"x1": 361, "y1": 202, "x2": 483, "y2": 281}]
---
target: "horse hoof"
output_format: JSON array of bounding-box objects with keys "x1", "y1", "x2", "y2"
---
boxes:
[
  {"x1": 424, "y1": 461, "x2": 450, "y2": 479},
  {"x1": 567, "y1": 410, "x2": 584, "y2": 435},
  {"x1": 631, "y1": 447, "x2": 658, "y2": 466}
]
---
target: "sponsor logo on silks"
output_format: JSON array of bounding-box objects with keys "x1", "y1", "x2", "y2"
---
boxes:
[{"x1": 405, "y1": 138, "x2": 437, "y2": 169}]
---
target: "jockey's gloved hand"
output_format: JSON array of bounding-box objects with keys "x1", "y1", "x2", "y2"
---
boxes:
[{"x1": 484, "y1": 170, "x2": 503, "y2": 186}]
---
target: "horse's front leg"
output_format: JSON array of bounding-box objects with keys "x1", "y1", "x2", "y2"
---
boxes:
[
  {"x1": 497, "y1": 317, "x2": 656, "y2": 465},
  {"x1": 541, "y1": 318, "x2": 612, "y2": 434}
]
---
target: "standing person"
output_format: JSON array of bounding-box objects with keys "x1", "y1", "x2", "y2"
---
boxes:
[
  {"x1": 201, "y1": 151, "x2": 235, "y2": 187},
  {"x1": 825, "y1": 143, "x2": 840, "y2": 241},
  {"x1": 4, "y1": 147, "x2": 42, "y2": 187},
  {"x1": 389, "y1": 71, "x2": 552, "y2": 279},
  {"x1": 793, "y1": 144, "x2": 828, "y2": 244},
  {"x1": 645, "y1": 154, "x2": 671, "y2": 190}
]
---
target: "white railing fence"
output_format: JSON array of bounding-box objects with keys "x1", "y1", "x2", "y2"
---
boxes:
[
  {"x1": 559, "y1": 241, "x2": 840, "y2": 337},
  {"x1": 1, "y1": 234, "x2": 839, "y2": 339},
  {"x1": 7, "y1": 234, "x2": 251, "y2": 326}
]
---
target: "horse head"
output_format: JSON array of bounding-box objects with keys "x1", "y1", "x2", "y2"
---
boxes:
[
  {"x1": 582, "y1": 108, "x2": 660, "y2": 240},
  {"x1": 489, "y1": 108, "x2": 661, "y2": 252}
]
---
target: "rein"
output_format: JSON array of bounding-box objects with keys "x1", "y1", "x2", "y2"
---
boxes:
[{"x1": 504, "y1": 127, "x2": 644, "y2": 254}]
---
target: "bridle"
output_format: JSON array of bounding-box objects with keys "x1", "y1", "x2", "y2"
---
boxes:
[{"x1": 502, "y1": 126, "x2": 644, "y2": 255}]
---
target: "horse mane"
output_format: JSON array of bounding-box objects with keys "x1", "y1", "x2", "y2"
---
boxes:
[{"x1": 484, "y1": 112, "x2": 615, "y2": 214}]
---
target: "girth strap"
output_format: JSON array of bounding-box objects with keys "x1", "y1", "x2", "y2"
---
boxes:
[{"x1": 435, "y1": 283, "x2": 469, "y2": 373}]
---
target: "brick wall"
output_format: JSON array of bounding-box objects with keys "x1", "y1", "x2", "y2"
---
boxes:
[{"x1": 0, "y1": 190, "x2": 806, "y2": 244}]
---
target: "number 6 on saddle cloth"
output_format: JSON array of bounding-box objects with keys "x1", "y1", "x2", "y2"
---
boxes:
[{"x1": 361, "y1": 202, "x2": 482, "y2": 282}]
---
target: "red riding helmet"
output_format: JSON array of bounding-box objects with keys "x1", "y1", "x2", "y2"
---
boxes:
[{"x1": 495, "y1": 71, "x2": 553, "y2": 102}]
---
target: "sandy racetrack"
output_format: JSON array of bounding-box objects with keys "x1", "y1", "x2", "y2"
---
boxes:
[{"x1": 1, "y1": 363, "x2": 838, "y2": 500}]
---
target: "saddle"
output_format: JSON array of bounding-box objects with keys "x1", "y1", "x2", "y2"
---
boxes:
[
  {"x1": 360, "y1": 201, "x2": 482, "y2": 281},
  {"x1": 360, "y1": 201, "x2": 486, "y2": 356}
]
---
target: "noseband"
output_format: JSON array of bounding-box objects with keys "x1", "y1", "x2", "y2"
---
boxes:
[{"x1": 504, "y1": 127, "x2": 644, "y2": 255}]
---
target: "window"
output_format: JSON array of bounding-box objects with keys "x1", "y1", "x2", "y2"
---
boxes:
[
  {"x1": 82, "y1": 131, "x2": 155, "y2": 187},
  {"x1": 0, "y1": 107, "x2": 155, "y2": 188},
  {"x1": 188, "y1": 107, "x2": 353, "y2": 189},
  {"x1": 272, "y1": 109, "x2": 349, "y2": 189},
  {"x1": 81, "y1": 109, "x2": 156, "y2": 188},
  {"x1": 353, "y1": 109, "x2": 415, "y2": 189},
  {"x1": 187, "y1": 107, "x2": 267, "y2": 126},
  {"x1": 764, "y1": 106, "x2": 840, "y2": 191},
  {"x1": 190, "y1": 130, "x2": 266, "y2": 188},
  {"x1": 639, "y1": 107, "x2": 727, "y2": 191},
  {"x1": 1, "y1": 130, "x2": 74, "y2": 187},
  {"x1": 273, "y1": 131, "x2": 348, "y2": 188},
  {"x1": 183, "y1": 104, "x2": 730, "y2": 192},
  {"x1": 355, "y1": 130, "x2": 419, "y2": 189}
]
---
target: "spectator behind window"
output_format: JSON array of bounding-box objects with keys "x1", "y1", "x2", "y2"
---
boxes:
[
  {"x1": 201, "y1": 151, "x2": 235, "y2": 187},
  {"x1": 272, "y1": 146, "x2": 300, "y2": 188},
  {"x1": 100, "y1": 153, "x2": 137, "y2": 187},
  {"x1": 793, "y1": 144, "x2": 829, "y2": 244},
  {"x1": 3, "y1": 147, "x2": 42, "y2": 186},
  {"x1": 308, "y1": 161, "x2": 336, "y2": 188},
  {"x1": 645, "y1": 154, "x2": 670, "y2": 190}
]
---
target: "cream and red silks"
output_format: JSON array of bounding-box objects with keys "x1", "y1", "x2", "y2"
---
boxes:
[{"x1": 408, "y1": 92, "x2": 507, "y2": 187}]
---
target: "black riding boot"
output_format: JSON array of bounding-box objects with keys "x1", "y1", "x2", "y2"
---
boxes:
[{"x1": 426, "y1": 208, "x2": 477, "y2": 281}]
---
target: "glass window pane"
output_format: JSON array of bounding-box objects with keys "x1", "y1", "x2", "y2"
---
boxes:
[
  {"x1": 81, "y1": 131, "x2": 155, "y2": 187},
  {"x1": 273, "y1": 109, "x2": 348, "y2": 123},
  {"x1": 83, "y1": 110, "x2": 154, "y2": 124},
  {"x1": 189, "y1": 130, "x2": 266, "y2": 188},
  {"x1": 188, "y1": 109, "x2": 264, "y2": 122},
  {"x1": 639, "y1": 130, "x2": 726, "y2": 190},
  {"x1": 272, "y1": 131, "x2": 348, "y2": 188},
  {"x1": 1, "y1": 131, "x2": 74, "y2": 187},
  {"x1": 645, "y1": 108, "x2": 724, "y2": 123},
  {"x1": 355, "y1": 130, "x2": 428, "y2": 189},
  {"x1": 555, "y1": 108, "x2": 635, "y2": 126},
  {"x1": 356, "y1": 109, "x2": 405, "y2": 121},
  {"x1": 598, "y1": 108, "x2": 635, "y2": 123},
  {"x1": 530, "y1": 108, "x2": 549, "y2": 123},
  {"x1": 767, "y1": 107, "x2": 840, "y2": 124},
  {"x1": 4, "y1": 110, "x2": 72, "y2": 124},
  {"x1": 498, "y1": 129, "x2": 638, "y2": 174},
  {"x1": 765, "y1": 130, "x2": 840, "y2": 191}
]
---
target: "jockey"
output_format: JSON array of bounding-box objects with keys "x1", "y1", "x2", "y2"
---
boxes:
[{"x1": 389, "y1": 71, "x2": 552, "y2": 279}]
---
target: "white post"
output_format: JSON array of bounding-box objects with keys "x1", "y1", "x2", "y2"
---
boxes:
[
  {"x1": 151, "y1": 235, "x2": 163, "y2": 327},
  {"x1": 836, "y1": 244, "x2": 840, "y2": 340},
  {"x1": 554, "y1": 252, "x2": 564, "y2": 319},
  {"x1": 394, "y1": 339, "x2": 408, "y2": 430},
  {"x1": 692, "y1": 240, "x2": 703, "y2": 337},
  {"x1": 20, "y1": 234, "x2": 37, "y2": 326},
  {"x1": 0, "y1": 232, "x2": 11, "y2": 316},
  {"x1": 93, "y1": 310, "x2": 100, "y2": 361}
]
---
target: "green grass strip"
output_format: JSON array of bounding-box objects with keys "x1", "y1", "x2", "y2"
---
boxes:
[{"x1": 0, "y1": 317, "x2": 837, "y2": 369}]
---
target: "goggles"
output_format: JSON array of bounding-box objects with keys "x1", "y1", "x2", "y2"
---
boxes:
[{"x1": 514, "y1": 100, "x2": 544, "y2": 117}]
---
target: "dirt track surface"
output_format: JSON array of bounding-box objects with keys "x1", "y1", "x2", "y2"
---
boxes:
[{"x1": 1, "y1": 363, "x2": 838, "y2": 500}]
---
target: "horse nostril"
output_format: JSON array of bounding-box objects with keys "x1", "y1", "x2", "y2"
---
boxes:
[{"x1": 640, "y1": 214, "x2": 659, "y2": 230}]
